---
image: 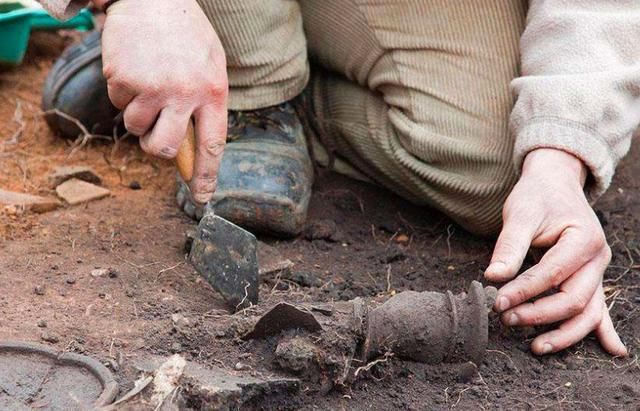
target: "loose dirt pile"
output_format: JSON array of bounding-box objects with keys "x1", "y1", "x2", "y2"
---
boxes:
[{"x1": 0, "y1": 31, "x2": 638, "y2": 410}]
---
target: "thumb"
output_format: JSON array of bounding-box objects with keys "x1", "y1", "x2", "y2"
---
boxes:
[{"x1": 485, "y1": 211, "x2": 537, "y2": 284}]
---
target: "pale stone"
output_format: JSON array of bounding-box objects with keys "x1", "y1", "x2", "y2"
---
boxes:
[
  {"x1": 0, "y1": 189, "x2": 60, "y2": 213},
  {"x1": 56, "y1": 179, "x2": 110, "y2": 205}
]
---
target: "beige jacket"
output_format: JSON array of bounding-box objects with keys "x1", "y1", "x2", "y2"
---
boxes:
[{"x1": 39, "y1": 0, "x2": 638, "y2": 198}]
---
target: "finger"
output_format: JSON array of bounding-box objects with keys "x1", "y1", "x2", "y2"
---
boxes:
[
  {"x1": 595, "y1": 305, "x2": 628, "y2": 357},
  {"x1": 530, "y1": 284, "x2": 604, "y2": 355},
  {"x1": 122, "y1": 97, "x2": 161, "y2": 136},
  {"x1": 139, "y1": 106, "x2": 191, "y2": 159},
  {"x1": 190, "y1": 103, "x2": 227, "y2": 204},
  {"x1": 495, "y1": 228, "x2": 601, "y2": 312},
  {"x1": 485, "y1": 215, "x2": 538, "y2": 283},
  {"x1": 501, "y1": 249, "x2": 607, "y2": 326},
  {"x1": 107, "y1": 81, "x2": 135, "y2": 110}
]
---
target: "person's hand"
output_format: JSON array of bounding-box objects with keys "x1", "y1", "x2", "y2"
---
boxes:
[
  {"x1": 485, "y1": 148, "x2": 627, "y2": 356},
  {"x1": 101, "y1": 0, "x2": 228, "y2": 204}
]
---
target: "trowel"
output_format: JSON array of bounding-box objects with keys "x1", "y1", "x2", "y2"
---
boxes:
[{"x1": 175, "y1": 122, "x2": 259, "y2": 311}]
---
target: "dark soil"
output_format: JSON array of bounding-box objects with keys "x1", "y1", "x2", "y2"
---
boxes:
[{"x1": 1, "y1": 31, "x2": 638, "y2": 410}]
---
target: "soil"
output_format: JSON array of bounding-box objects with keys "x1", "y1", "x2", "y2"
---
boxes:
[{"x1": 1, "y1": 31, "x2": 639, "y2": 410}]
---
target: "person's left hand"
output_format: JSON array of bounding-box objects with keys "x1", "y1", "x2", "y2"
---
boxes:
[{"x1": 485, "y1": 148, "x2": 627, "y2": 356}]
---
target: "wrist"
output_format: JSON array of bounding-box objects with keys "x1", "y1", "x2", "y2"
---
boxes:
[{"x1": 522, "y1": 148, "x2": 588, "y2": 187}]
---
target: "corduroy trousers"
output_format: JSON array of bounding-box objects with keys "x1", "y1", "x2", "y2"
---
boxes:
[{"x1": 196, "y1": 0, "x2": 528, "y2": 235}]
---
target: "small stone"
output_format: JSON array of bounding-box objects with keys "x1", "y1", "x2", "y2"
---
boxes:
[
  {"x1": 37, "y1": 319, "x2": 47, "y2": 328},
  {"x1": 234, "y1": 362, "x2": 250, "y2": 371},
  {"x1": 0, "y1": 189, "x2": 60, "y2": 213},
  {"x1": 395, "y1": 234, "x2": 410, "y2": 245},
  {"x1": 171, "y1": 342, "x2": 183, "y2": 353},
  {"x1": 56, "y1": 178, "x2": 110, "y2": 205},
  {"x1": 286, "y1": 271, "x2": 321, "y2": 288},
  {"x1": 128, "y1": 181, "x2": 142, "y2": 190},
  {"x1": 275, "y1": 337, "x2": 317, "y2": 373},
  {"x1": 304, "y1": 219, "x2": 343, "y2": 242},
  {"x1": 41, "y1": 332, "x2": 59, "y2": 343},
  {"x1": 258, "y1": 242, "x2": 294, "y2": 276},
  {"x1": 34, "y1": 285, "x2": 45, "y2": 295},
  {"x1": 125, "y1": 289, "x2": 135, "y2": 298},
  {"x1": 456, "y1": 362, "x2": 477, "y2": 383},
  {"x1": 107, "y1": 268, "x2": 118, "y2": 278},
  {"x1": 98, "y1": 292, "x2": 106, "y2": 299},
  {"x1": 171, "y1": 313, "x2": 192, "y2": 333},
  {"x1": 49, "y1": 165, "x2": 101, "y2": 188},
  {"x1": 65, "y1": 277, "x2": 76, "y2": 285},
  {"x1": 91, "y1": 268, "x2": 109, "y2": 278}
]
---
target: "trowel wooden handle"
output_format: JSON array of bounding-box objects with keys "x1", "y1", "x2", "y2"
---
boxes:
[{"x1": 176, "y1": 120, "x2": 196, "y2": 183}]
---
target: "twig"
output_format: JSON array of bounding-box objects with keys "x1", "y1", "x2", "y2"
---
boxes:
[
  {"x1": 446, "y1": 224, "x2": 454, "y2": 258},
  {"x1": 42, "y1": 109, "x2": 112, "y2": 157},
  {"x1": 5, "y1": 100, "x2": 25, "y2": 146},
  {"x1": 353, "y1": 352, "x2": 393, "y2": 377}
]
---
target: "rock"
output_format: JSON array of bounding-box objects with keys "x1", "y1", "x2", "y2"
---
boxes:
[
  {"x1": 234, "y1": 362, "x2": 250, "y2": 371},
  {"x1": 285, "y1": 271, "x2": 321, "y2": 288},
  {"x1": 91, "y1": 268, "x2": 109, "y2": 278},
  {"x1": 65, "y1": 277, "x2": 76, "y2": 285},
  {"x1": 37, "y1": 319, "x2": 47, "y2": 328},
  {"x1": 135, "y1": 356, "x2": 300, "y2": 410},
  {"x1": 49, "y1": 165, "x2": 101, "y2": 188},
  {"x1": 0, "y1": 189, "x2": 61, "y2": 213},
  {"x1": 275, "y1": 337, "x2": 318, "y2": 373},
  {"x1": 129, "y1": 180, "x2": 142, "y2": 190},
  {"x1": 34, "y1": 285, "x2": 45, "y2": 295},
  {"x1": 456, "y1": 362, "x2": 477, "y2": 383},
  {"x1": 304, "y1": 219, "x2": 343, "y2": 242},
  {"x1": 171, "y1": 313, "x2": 192, "y2": 334},
  {"x1": 395, "y1": 234, "x2": 410, "y2": 245},
  {"x1": 55, "y1": 178, "x2": 110, "y2": 205},
  {"x1": 41, "y1": 332, "x2": 59, "y2": 343},
  {"x1": 258, "y1": 242, "x2": 294, "y2": 276}
]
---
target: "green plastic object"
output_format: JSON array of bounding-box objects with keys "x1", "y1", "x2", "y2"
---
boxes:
[{"x1": 0, "y1": 2, "x2": 94, "y2": 66}]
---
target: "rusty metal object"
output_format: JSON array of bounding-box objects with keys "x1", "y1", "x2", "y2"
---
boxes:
[
  {"x1": 243, "y1": 303, "x2": 323, "y2": 339},
  {"x1": 249, "y1": 282, "x2": 496, "y2": 387},
  {"x1": 0, "y1": 341, "x2": 118, "y2": 409},
  {"x1": 363, "y1": 281, "x2": 490, "y2": 365}
]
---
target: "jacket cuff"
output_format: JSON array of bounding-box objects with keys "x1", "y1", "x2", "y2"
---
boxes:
[
  {"x1": 513, "y1": 119, "x2": 616, "y2": 200},
  {"x1": 39, "y1": 0, "x2": 88, "y2": 20}
]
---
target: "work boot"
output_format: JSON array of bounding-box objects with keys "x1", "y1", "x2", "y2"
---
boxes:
[
  {"x1": 42, "y1": 31, "x2": 314, "y2": 237},
  {"x1": 176, "y1": 103, "x2": 313, "y2": 237},
  {"x1": 42, "y1": 30, "x2": 120, "y2": 137}
]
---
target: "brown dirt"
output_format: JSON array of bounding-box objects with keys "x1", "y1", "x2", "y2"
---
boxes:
[{"x1": 1, "y1": 32, "x2": 639, "y2": 410}]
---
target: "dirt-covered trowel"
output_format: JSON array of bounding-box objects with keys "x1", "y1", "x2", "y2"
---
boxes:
[{"x1": 175, "y1": 122, "x2": 259, "y2": 311}]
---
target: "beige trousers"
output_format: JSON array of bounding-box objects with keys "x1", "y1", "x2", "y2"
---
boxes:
[{"x1": 196, "y1": 0, "x2": 527, "y2": 235}]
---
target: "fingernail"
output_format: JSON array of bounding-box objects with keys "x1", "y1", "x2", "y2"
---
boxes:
[
  {"x1": 541, "y1": 343, "x2": 553, "y2": 354},
  {"x1": 505, "y1": 312, "x2": 518, "y2": 326},
  {"x1": 486, "y1": 262, "x2": 506, "y2": 277},
  {"x1": 193, "y1": 193, "x2": 212, "y2": 204},
  {"x1": 495, "y1": 296, "x2": 510, "y2": 312}
]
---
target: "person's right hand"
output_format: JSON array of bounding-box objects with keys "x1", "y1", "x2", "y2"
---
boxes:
[{"x1": 101, "y1": 0, "x2": 228, "y2": 204}]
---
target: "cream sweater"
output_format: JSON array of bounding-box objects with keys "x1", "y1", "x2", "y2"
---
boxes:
[{"x1": 39, "y1": 0, "x2": 638, "y2": 198}]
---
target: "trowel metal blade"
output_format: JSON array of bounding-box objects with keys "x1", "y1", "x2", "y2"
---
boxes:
[{"x1": 189, "y1": 214, "x2": 259, "y2": 311}]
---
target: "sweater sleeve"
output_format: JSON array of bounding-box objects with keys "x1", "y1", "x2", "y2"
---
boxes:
[
  {"x1": 37, "y1": 0, "x2": 88, "y2": 20},
  {"x1": 510, "y1": 0, "x2": 640, "y2": 198}
]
